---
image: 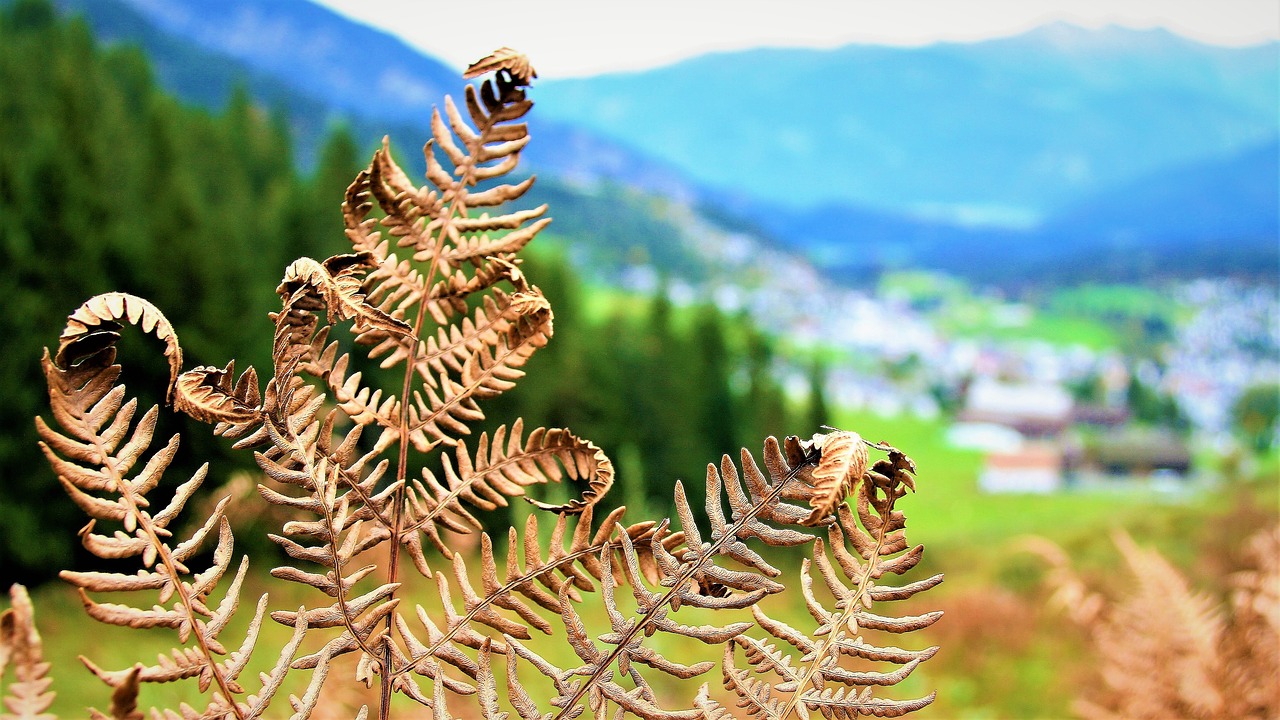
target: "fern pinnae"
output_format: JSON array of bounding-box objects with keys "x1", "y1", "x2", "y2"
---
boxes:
[
  {"x1": 723, "y1": 646, "x2": 790, "y2": 720},
  {"x1": 747, "y1": 437, "x2": 940, "y2": 719},
  {"x1": 545, "y1": 437, "x2": 829, "y2": 719},
  {"x1": 37, "y1": 294, "x2": 317, "y2": 719},
  {"x1": 1, "y1": 584, "x2": 56, "y2": 719},
  {"x1": 388, "y1": 507, "x2": 659, "y2": 687},
  {"x1": 88, "y1": 665, "x2": 141, "y2": 720},
  {"x1": 259, "y1": 433, "x2": 397, "y2": 675}
]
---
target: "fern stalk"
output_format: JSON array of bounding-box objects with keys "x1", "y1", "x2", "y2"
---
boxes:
[
  {"x1": 382, "y1": 247, "x2": 440, "y2": 718},
  {"x1": 777, "y1": 518, "x2": 887, "y2": 718},
  {"x1": 102, "y1": 460, "x2": 248, "y2": 720},
  {"x1": 378, "y1": 71, "x2": 499, "y2": 712},
  {"x1": 552, "y1": 445, "x2": 819, "y2": 719}
]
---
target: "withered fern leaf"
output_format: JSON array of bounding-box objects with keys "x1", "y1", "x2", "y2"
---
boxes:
[
  {"x1": 1, "y1": 585, "x2": 56, "y2": 719},
  {"x1": 25, "y1": 49, "x2": 942, "y2": 719},
  {"x1": 36, "y1": 294, "x2": 317, "y2": 719},
  {"x1": 1034, "y1": 527, "x2": 1280, "y2": 720}
]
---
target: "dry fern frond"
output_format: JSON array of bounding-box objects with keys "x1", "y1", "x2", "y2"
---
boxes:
[
  {"x1": 1222, "y1": 527, "x2": 1280, "y2": 714},
  {"x1": 37, "y1": 294, "x2": 316, "y2": 719},
  {"x1": 165, "y1": 49, "x2": 609, "y2": 715},
  {"x1": 489, "y1": 433, "x2": 940, "y2": 720},
  {"x1": 1, "y1": 585, "x2": 56, "y2": 719},
  {"x1": 1036, "y1": 527, "x2": 1280, "y2": 720},
  {"x1": 33, "y1": 47, "x2": 943, "y2": 719},
  {"x1": 724, "y1": 436, "x2": 941, "y2": 719}
]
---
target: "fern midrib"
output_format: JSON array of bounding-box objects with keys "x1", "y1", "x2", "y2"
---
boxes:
[
  {"x1": 391, "y1": 537, "x2": 605, "y2": 681},
  {"x1": 304, "y1": 436, "x2": 382, "y2": 664},
  {"x1": 382, "y1": 89, "x2": 505, "y2": 717},
  {"x1": 384, "y1": 258, "x2": 439, "y2": 718},
  {"x1": 551, "y1": 450, "x2": 819, "y2": 720},
  {"x1": 778, "y1": 490, "x2": 896, "y2": 719},
  {"x1": 92, "y1": 424, "x2": 248, "y2": 720}
]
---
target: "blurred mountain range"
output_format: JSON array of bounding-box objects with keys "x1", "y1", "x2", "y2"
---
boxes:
[
  {"x1": 538, "y1": 25, "x2": 1277, "y2": 218},
  {"x1": 49, "y1": 0, "x2": 1280, "y2": 285}
]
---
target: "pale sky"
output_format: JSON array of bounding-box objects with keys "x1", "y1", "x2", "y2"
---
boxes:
[{"x1": 312, "y1": 0, "x2": 1280, "y2": 77}]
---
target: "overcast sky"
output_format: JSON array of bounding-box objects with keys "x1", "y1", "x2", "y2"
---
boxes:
[{"x1": 312, "y1": 0, "x2": 1279, "y2": 77}]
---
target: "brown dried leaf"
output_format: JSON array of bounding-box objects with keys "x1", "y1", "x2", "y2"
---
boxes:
[{"x1": 803, "y1": 432, "x2": 869, "y2": 526}]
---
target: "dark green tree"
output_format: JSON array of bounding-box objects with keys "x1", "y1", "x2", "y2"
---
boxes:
[
  {"x1": 691, "y1": 304, "x2": 738, "y2": 459},
  {"x1": 0, "y1": 2, "x2": 334, "y2": 581},
  {"x1": 738, "y1": 322, "x2": 792, "y2": 447},
  {"x1": 805, "y1": 358, "x2": 831, "y2": 434},
  {"x1": 1233, "y1": 383, "x2": 1280, "y2": 454}
]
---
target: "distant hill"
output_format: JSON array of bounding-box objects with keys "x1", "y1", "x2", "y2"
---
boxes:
[
  {"x1": 1043, "y1": 138, "x2": 1278, "y2": 243},
  {"x1": 36, "y1": 0, "x2": 727, "y2": 282},
  {"x1": 537, "y1": 25, "x2": 1278, "y2": 221},
  {"x1": 116, "y1": 0, "x2": 457, "y2": 126},
  {"x1": 51, "y1": 0, "x2": 341, "y2": 149},
  {"x1": 1030, "y1": 138, "x2": 1280, "y2": 281},
  {"x1": 42, "y1": 0, "x2": 1280, "y2": 286},
  {"x1": 742, "y1": 137, "x2": 1279, "y2": 284}
]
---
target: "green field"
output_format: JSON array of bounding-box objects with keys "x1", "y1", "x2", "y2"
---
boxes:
[{"x1": 880, "y1": 273, "x2": 1185, "y2": 353}]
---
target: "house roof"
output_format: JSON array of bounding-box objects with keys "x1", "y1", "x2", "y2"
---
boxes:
[
  {"x1": 985, "y1": 444, "x2": 1063, "y2": 471},
  {"x1": 964, "y1": 379, "x2": 1073, "y2": 422},
  {"x1": 1091, "y1": 431, "x2": 1192, "y2": 469}
]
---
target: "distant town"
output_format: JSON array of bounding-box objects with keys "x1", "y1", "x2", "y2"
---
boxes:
[{"x1": 621, "y1": 221, "x2": 1278, "y2": 494}]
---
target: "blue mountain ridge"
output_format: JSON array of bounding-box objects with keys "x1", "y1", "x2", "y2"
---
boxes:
[
  {"x1": 731, "y1": 136, "x2": 1278, "y2": 282},
  {"x1": 115, "y1": 0, "x2": 457, "y2": 127},
  {"x1": 535, "y1": 25, "x2": 1278, "y2": 220},
  {"x1": 47, "y1": 0, "x2": 1280, "y2": 284},
  {"x1": 108, "y1": 0, "x2": 704, "y2": 199}
]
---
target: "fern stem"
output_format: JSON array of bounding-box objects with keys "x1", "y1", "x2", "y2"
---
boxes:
[
  {"x1": 312, "y1": 453, "x2": 382, "y2": 663},
  {"x1": 777, "y1": 485, "x2": 896, "y2": 719},
  {"x1": 383, "y1": 298, "x2": 433, "y2": 718},
  {"x1": 551, "y1": 447, "x2": 820, "y2": 720},
  {"x1": 391, "y1": 535, "x2": 617, "y2": 681},
  {"x1": 97, "y1": 436, "x2": 248, "y2": 720},
  {"x1": 381, "y1": 151, "x2": 474, "y2": 717}
]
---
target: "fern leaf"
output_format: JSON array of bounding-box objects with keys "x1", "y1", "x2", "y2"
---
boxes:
[
  {"x1": 174, "y1": 361, "x2": 262, "y2": 425},
  {"x1": 39, "y1": 294, "x2": 315, "y2": 719},
  {"x1": 801, "y1": 431, "x2": 869, "y2": 526},
  {"x1": 464, "y1": 47, "x2": 538, "y2": 84},
  {"x1": 1, "y1": 585, "x2": 56, "y2": 719},
  {"x1": 53, "y1": 292, "x2": 182, "y2": 402},
  {"x1": 278, "y1": 254, "x2": 412, "y2": 338},
  {"x1": 408, "y1": 419, "x2": 613, "y2": 537},
  {"x1": 729, "y1": 437, "x2": 940, "y2": 719}
]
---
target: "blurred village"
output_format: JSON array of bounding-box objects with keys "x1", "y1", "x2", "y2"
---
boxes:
[{"x1": 622, "y1": 224, "x2": 1279, "y2": 495}]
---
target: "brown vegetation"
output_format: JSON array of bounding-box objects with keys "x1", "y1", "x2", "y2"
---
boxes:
[{"x1": 1032, "y1": 527, "x2": 1280, "y2": 719}]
